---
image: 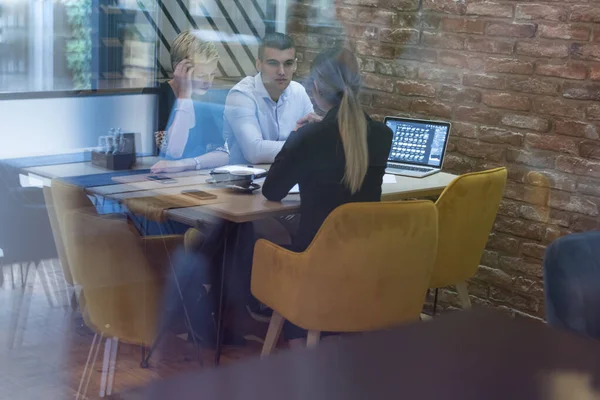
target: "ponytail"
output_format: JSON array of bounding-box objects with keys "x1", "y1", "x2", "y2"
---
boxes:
[{"x1": 338, "y1": 85, "x2": 368, "y2": 194}]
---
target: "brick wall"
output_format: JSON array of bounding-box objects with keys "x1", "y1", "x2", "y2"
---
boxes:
[{"x1": 288, "y1": 0, "x2": 600, "y2": 320}]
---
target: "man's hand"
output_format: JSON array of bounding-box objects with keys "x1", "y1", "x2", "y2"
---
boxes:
[
  {"x1": 150, "y1": 159, "x2": 195, "y2": 174},
  {"x1": 295, "y1": 112, "x2": 322, "y2": 131},
  {"x1": 173, "y1": 59, "x2": 194, "y2": 99}
]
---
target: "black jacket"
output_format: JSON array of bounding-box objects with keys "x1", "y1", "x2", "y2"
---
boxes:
[{"x1": 262, "y1": 106, "x2": 393, "y2": 251}]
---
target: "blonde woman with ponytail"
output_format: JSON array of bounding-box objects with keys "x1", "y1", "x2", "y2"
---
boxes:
[
  {"x1": 261, "y1": 47, "x2": 393, "y2": 344},
  {"x1": 263, "y1": 46, "x2": 393, "y2": 251}
]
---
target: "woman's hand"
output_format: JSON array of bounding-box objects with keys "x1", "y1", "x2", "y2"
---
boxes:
[
  {"x1": 173, "y1": 59, "x2": 194, "y2": 99},
  {"x1": 150, "y1": 159, "x2": 195, "y2": 174},
  {"x1": 295, "y1": 112, "x2": 322, "y2": 131}
]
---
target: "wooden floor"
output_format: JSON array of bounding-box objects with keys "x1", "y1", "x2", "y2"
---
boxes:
[{"x1": 0, "y1": 260, "x2": 262, "y2": 400}]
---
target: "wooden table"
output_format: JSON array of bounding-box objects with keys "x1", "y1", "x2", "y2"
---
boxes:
[
  {"x1": 129, "y1": 310, "x2": 600, "y2": 400},
  {"x1": 88, "y1": 170, "x2": 457, "y2": 224}
]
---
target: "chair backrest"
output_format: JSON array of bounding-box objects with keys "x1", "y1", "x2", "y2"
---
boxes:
[
  {"x1": 48, "y1": 179, "x2": 95, "y2": 284},
  {"x1": 63, "y1": 208, "x2": 163, "y2": 345},
  {"x1": 430, "y1": 167, "x2": 507, "y2": 289},
  {"x1": 285, "y1": 200, "x2": 438, "y2": 332}
]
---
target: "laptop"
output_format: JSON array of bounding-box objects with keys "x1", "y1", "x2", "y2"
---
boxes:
[{"x1": 384, "y1": 116, "x2": 451, "y2": 178}]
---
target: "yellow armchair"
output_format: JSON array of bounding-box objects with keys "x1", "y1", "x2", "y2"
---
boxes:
[
  {"x1": 430, "y1": 167, "x2": 508, "y2": 312},
  {"x1": 251, "y1": 200, "x2": 438, "y2": 355}
]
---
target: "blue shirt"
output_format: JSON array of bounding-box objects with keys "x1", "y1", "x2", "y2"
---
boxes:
[{"x1": 223, "y1": 73, "x2": 314, "y2": 164}]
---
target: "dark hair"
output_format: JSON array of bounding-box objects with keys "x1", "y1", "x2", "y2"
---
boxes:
[
  {"x1": 310, "y1": 47, "x2": 367, "y2": 194},
  {"x1": 258, "y1": 33, "x2": 295, "y2": 60}
]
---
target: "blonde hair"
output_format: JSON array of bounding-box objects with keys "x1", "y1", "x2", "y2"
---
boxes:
[
  {"x1": 312, "y1": 48, "x2": 368, "y2": 194},
  {"x1": 170, "y1": 30, "x2": 219, "y2": 70}
]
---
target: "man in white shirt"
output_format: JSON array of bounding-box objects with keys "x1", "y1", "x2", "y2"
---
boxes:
[{"x1": 224, "y1": 33, "x2": 319, "y2": 165}]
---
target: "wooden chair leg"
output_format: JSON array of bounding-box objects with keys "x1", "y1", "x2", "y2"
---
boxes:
[
  {"x1": 307, "y1": 331, "x2": 320, "y2": 348},
  {"x1": 261, "y1": 311, "x2": 284, "y2": 357},
  {"x1": 456, "y1": 281, "x2": 472, "y2": 309}
]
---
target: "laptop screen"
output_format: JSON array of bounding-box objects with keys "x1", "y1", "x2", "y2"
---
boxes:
[{"x1": 384, "y1": 117, "x2": 451, "y2": 168}]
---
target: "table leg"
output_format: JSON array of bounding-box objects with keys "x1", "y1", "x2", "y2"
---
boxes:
[{"x1": 214, "y1": 222, "x2": 243, "y2": 366}]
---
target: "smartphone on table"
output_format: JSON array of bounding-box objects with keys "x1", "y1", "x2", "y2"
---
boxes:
[
  {"x1": 181, "y1": 189, "x2": 218, "y2": 200},
  {"x1": 147, "y1": 175, "x2": 176, "y2": 184}
]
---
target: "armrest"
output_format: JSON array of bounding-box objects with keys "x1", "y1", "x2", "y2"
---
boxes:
[
  {"x1": 141, "y1": 234, "x2": 185, "y2": 277},
  {"x1": 251, "y1": 239, "x2": 307, "y2": 319}
]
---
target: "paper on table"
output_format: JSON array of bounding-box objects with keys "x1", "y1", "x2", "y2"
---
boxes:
[
  {"x1": 212, "y1": 165, "x2": 267, "y2": 175},
  {"x1": 383, "y1": 174, "x2": 397, "y2": 184}
]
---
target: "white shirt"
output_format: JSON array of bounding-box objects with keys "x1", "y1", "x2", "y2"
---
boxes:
[{"x1": 223, "y1": 73, "x2": 314, "y2": 164}]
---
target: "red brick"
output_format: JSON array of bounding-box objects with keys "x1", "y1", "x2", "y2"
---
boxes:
[
  {"x1": 485, "y1": 22, "x2": 536, "y2": 38},
  {"x1": 580, "y1": 141, "x2": 600, "y2": 160},
  {"x1": 489, "y1": 285, "x2": 541, "y2": 313},
  {"x1": 512, "y1": 276, "x2": 545, "y2": 298},
  {"x1": 538, "y1": 23, "x2": 590, "y2": 41},
  {"x1": 422, "y1": 31, "x2": 464, "y2": 50},
  {"x1": 499, "y1": 255, "x2": 543, "y2": 278},
  {"x1": 524, "y1": 170, "x2": 576, "y2": 192},
  {"x1": 556, "y1": 155, "x2": 600, "y2": 178},
  {"x1": 443, "y1": 153, "x2": 478, "y2": 173},
  {"x1": 508, "y1": 148, "x2": 556, "y2": 169},
  {"x1": 555, "y1": 119, "x2": 598, "y2": 139},
  {"x1": 592, "y1": 64, "x2": 600, "y2": 81},
  {"x1": 456, "y1": 139, "x2": 506, "y2": 161},
  {"x1": 420, "y1": 14, "x2": 441, "y2": 30},
  {"x1": 577, "y1": 177, "x2": 600, "y2": 197},
  {"x1": 570, "y1": 44, "x2": 600, "y2": 62},
  {"x1": 502, "y1": 114, "x2": 550, "y2": 132},
  {"x1": 520, "y1": 205, "x2": 570, "y2": 227},
  {"x1": 355, "y1": 41, "x2": 396, "y2": 59},
  {"x1": 341, "y1": 0, "x2": 378, "y2": 6},
  {"x1": 516, "y1": 4, "x2": 568, "y2": 22},
  {"x1": 488, "y1": 232, "x2": 520, "y2": 255},
  {"x1": 347, "y1": 25, "x2": 379, "y2": 41},
  {"x1": 423, "y1": 0, "x2": 466, "y2": 15},
  {"x1": 362, "y1": 74, "x2": 395, "y2": 93},
  {"x1": 336, "y1": 6, "x2": 356, "y2": 22},
  {"x1": 570, "y1": 5, "x2": 600, "y2": 23},
  {"x1": 396, "y1": 47, "x2": 437, "y2": 63},
  {"x1": 535, "y1": 98, "x2": 585, "y2": 119},
  {"x1": 485, "y1": 58, "x2": 533, "y2": 75},
  {"x1": 357, "y1": 8, "x2": 398, "y2": 25},
  {"x1": 452, "y1": 122, "x2": 478, "y2": 138},
  {"x1": 456, "y1": 106, "x2": 502, "y2": 124},
  {"x1": 289, "y1": 33, "x2": 337, "y2": 49},
  {"x1": 357, "y1": 57, "x2": 376, "y2": 73},
  {"x1": 525, "y1": 133, "x2": 580, "y2": 155},
  {"x1": 438, "y1": 85, "x2": 481, "y2": 103},
  {"x1": 466, "y1": 2, "x2": 513, "y2": 18},
  {"x1": 380, "y1": 28, "x2": 419, "y2": 44},
  {"x1": 440, "y1": 17, "x2": 485, "y2": 34},
  {"x1": 438, "y1": 51, "x2": 469, "y2": 68},
  {"x1": 571, "y1": 215, "x2": 600, "y2": 232},
  {"x1": 474, "y1": 265, "x2": 512, "y2": 288},
  {"x1": 482, "y1": 92, "x2": 531, "y2": 111},
  {"x1": 379, "y1": 0, "x2": 420, "y2": 11},
  {"x1": 544, "y1": 226, "x2": 573, "y2": 245},
  {"x1": 372, "y1": 93, "x2": 412, "y2": 112},
  {"x1": 549, "y1": 191, "x2": 599, "y2": 216},
  {"x1": 588, "y1": 104, "x2": 600, "y2": 121},
  {"x1": 394, "y1": 14, "x2": 419, "y2": 28},
  {"x1": 505, "y1": 182, "x2": 550, "y2": 206},
  {"x1": 495, "y1": 216, "x2": 545, "y2": 241},
  {"x1": 411, "y1": 99, "x2": 453, "y2": 118},
  {"x1": 498, "y1": 199, "x2": 521, "y2": 218},
  {"x1": 535, "y1": 62, "x2": 588, "y2": 80},
  {"x1": 287, "y1": 18, "x2": 306, "y2": 33},
  {"x1": 463, "y1": 74, "x2": 505, "y2": 89},
  {"x1": 517, "y1": 41, "x2": 569, "y2": 58},
  {"x1": 374, "y1": 61, "x2": 418, "y2": 78},
  {"x1": 417, "y1": 67, "x2": 460, "y2": 83},
  {"x1": 507, "y1": 77, "x2": 558, "y2": 96},
  {"x1": 479, "y1": 127, "x2": 523, "y2": 146},
  {"x1": 562, "y1": 82, "x2": 600, "y2": 101},
  {"x1": 396, "y1": 80, "x2": 436, "y2": 97},
  {"x1": 289, "y1": 4, "x2": 317, "y2": 18},
  {"x1": 360, "y1": 92, "x2": 373, "y2": 106},
  {"x1": 466, "y1": 57, "x2": 488, "y2": 72},
  {"x1": 466, "y1": 37, "x2": 514, "y2": 55},
  {"x1": 521, "y1": 242, "x2": 547, "y2": 260}
]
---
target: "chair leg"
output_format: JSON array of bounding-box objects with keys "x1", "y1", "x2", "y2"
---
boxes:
[
  {"x1": 106, "y1": 337, "x2": 119, "y2": 396},
  {"x1": 456, "y1": 281, "x2": 472, "y2": 309},
  {"x1": 307, "y1": 331, "x2": 320, "y2": 348},
  {"x1": 100, "y1": 337, "x2": 112, "y2": 398},
  {"x1": 261, "y1": 311, "x2": 284, "y2": 358},
  {"x1": 432, "y1": 288, "x2": 439, "y2": 316}
]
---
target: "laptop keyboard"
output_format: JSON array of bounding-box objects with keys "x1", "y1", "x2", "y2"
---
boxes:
[{"x1": 387, "y1": 163, "x2": 434, "y2": 173}]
